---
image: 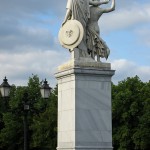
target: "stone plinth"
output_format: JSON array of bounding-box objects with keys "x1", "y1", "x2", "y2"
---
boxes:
[{"x1": 55, "y1": 60, "x2": 115, "y2": 150}]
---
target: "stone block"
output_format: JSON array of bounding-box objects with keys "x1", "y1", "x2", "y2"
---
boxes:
[{"x1": 55, "y1": 66, "x2": 115, "y2": 150}]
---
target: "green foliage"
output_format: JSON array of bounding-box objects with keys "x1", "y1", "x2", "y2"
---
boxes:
[
  {"x1": 30, "y1": 85, "x2": 57, "y2": 149},
  {"x1": 0, "y1": 75, "x2": 149, "y2": 150},
  {"x1": 0, "y1": 75, "x2": 57, "y2": 150},
  {"x1": 112, "y1": 76, "x2": 150, "y2": 150},
  {"x1": 132, "y1": 82, "x2": 150, "y2": 150},
  {"x1": 0, "y1": 112, "x2": 23, "y2": 150}
]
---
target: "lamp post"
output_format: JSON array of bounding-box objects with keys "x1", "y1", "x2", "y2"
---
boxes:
[
  {"x1": 22, "y1": 79, "x2": 51, "y2": 150},
  {"x1": 0, "y1": 77, "x2": 11, "y2": 109},
  {"x1": 22, "y1": 92, "x2": 30, "y2": 150},
  {"x1": 40, "y1": 79, "x2": 52, "y2": 99},
  {"x1": 0, "y1": 77, "x2": 11, "y2": 98},
  {"x1": 0, "y1": 77, "x2": 51, "y2": 150}
]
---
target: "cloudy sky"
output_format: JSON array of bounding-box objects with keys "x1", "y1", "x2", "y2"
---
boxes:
[{"x1": 0, "y1": 0, "x2": 150, "y2": 87}]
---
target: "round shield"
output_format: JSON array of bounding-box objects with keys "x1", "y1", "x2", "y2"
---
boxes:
[{"x1": 58, "y1": 20, "x2": 84, "y2": 50}]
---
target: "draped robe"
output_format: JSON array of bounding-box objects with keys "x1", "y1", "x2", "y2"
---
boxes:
[{"x1": 66, "y1": 0, "x2": 90, "y2": 42}]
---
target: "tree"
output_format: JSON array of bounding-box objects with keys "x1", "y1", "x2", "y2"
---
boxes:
[
  {"x1": 132, "y1": 81, "x2": 150, "y2": 150},
  {"x1": 0, "y1": 85, "x2": 25, "y2": 150},
  {"x1": 0, "y1": 75, "x2": 58, "y2": 150},
  {"x1": 30, "y1": 85, "x2": 57, "y2": 150},
  {"x1": 0, "y1": 75, "x2": 149, "y2": 150},
  {"x1": 112, "y1": 76, "x2": 150, "y2": 150}
]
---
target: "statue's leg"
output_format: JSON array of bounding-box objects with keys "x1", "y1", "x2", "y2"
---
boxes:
[
  {"x1": 91, "y1": 49, "x2": 95, "y2": 59},
  {"x1": 97, "y1": 55, "x2": 100, "y2": 62},
  {"x1": 96, "y1": 49, "x2": 101, "y2": 62},
  {"x1": 78, "y1": 35, "x2": 90, "y2": 58}
]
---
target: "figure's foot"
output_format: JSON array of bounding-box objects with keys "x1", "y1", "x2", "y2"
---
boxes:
[
  {"x1": 97, "y1": 56, "x2": 101, "y2": 62},
  {"x1": 79, "y1": 49, "x2": 90, "y2": 58}
]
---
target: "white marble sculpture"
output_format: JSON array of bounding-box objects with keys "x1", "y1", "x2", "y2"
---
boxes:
[
  {"x1": 59, "y1": 0, "x2": 115, "y2": 61},
  {"x1": 56, "y1": 1, "x2": 116, "y2": 150},
  {"x1": 87, "y1": 0, "x2": 115, "y2": 61}
]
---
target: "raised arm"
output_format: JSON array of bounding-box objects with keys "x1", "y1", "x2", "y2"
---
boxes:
[
  {"x1": 100, "y1": 0, "x2": 110, "y2": 5},
  {"x1": 62, "y1": 8, "x2": 71, "y2": 26},
  {"x1": 89, "y1": 0, "x2": 110, "y2": 6},
  {"x1": 102, "y1": 0, "x2": 115, "y2": 13},
  {"x1": 62, "y1": 0, "x2": 72, "y2": 26}
]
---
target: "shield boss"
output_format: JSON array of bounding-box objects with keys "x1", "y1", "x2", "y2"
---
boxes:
[{"x1": 59, "y1": 20, "x2": 84, "y2": 50}]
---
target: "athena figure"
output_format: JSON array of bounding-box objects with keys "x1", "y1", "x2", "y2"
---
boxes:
[
  {"x1": 61, "y1": 0, "x2": 115, "y2": 61},
  {"x1": 62, "y1": 0, "x2": 109, "y2": 57}
]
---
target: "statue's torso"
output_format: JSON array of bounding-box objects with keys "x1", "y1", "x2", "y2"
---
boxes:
[
  {"x1": 87, "y1": 6, "x2": 104, "y2": 35},
  {"x1": 67, "y1": 0, "x2": 90, "y2": 20}
]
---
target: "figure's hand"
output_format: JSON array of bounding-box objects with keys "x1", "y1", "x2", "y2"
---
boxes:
[
  {"x1": 62, "y1": 19, "x2": 67, "y2": 27},
  {"x1": 104, "y1": 0, "x2": 110, "y2": 4},
  {"x1": 62, "y1": 21, "x2": 66, "y2": 27},
  {"x1": 62, "y1": 9, "x2": 71, "y2": 26}
]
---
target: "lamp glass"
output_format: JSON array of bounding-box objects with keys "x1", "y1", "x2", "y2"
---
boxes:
[
  {"x1": 40, "y1": 88, "x2": 51, "y2": 99},
  {"x1": 0, "y1": 86, "x2": 10, "y2": 97}
]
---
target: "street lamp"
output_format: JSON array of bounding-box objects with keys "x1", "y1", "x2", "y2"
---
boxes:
[
  {"x1": 22, "y1": 78, "x2": 51, "y2": 150},
  {"x1": 0, "y1": 77, "x2": 52, "y2": 150},
  {"x1": 0, "y1": 77, "x2": 11, "y2": 98},
  {"x1": 40, "y1": 79, "x2": 52, "y2": 99}
]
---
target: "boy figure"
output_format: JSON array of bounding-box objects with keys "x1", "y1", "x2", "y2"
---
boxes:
[{"x1": 87, "y1": 0, "x2": 115, "y2": 61}]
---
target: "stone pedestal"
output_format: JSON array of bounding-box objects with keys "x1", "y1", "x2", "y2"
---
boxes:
[{"x1": 55, "y1": 58, "x2": 115, "y2": 150}]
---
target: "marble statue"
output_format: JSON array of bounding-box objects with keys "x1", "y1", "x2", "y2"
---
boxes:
[
  {"x1": 87, "y1": 0, "x2": 115, "y2": 61},
  {"x1": 56, "y1": 2, "x2": 116, "y2": 150},
  {"x1": 59, "y1": 0, "x2": 115, "y2": 61}
]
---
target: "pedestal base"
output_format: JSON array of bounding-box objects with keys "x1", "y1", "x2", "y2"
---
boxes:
[
  {"x1": 55, "y1": 59, "x2": 115, "y2": 150},
  {"x1": 57, "y1": 147, "x2": 113, "y2": 150}
]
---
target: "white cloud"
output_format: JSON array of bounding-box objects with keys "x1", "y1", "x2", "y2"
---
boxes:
[
  {"x1": 0, "y1": 0, "x2": 65, "y2": 17},
  {"x1": 0, "y1": 24, "x2": 55, "y2": 52},
  {"x1": 0, "y1": 50, "x2": 69, "y2": 87},
  {"x1": 111, "y1": 59, "x2": 150, "y2": 84},
  {"x1": 0, "y1": 0, "x2": 150, "y2": 88},
  {"x1": 1, "y1": 56, "x2": 149, "y2": 87},
  {"x1": 100, "y1": 3, "x2": 150, "y2": 32}
]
